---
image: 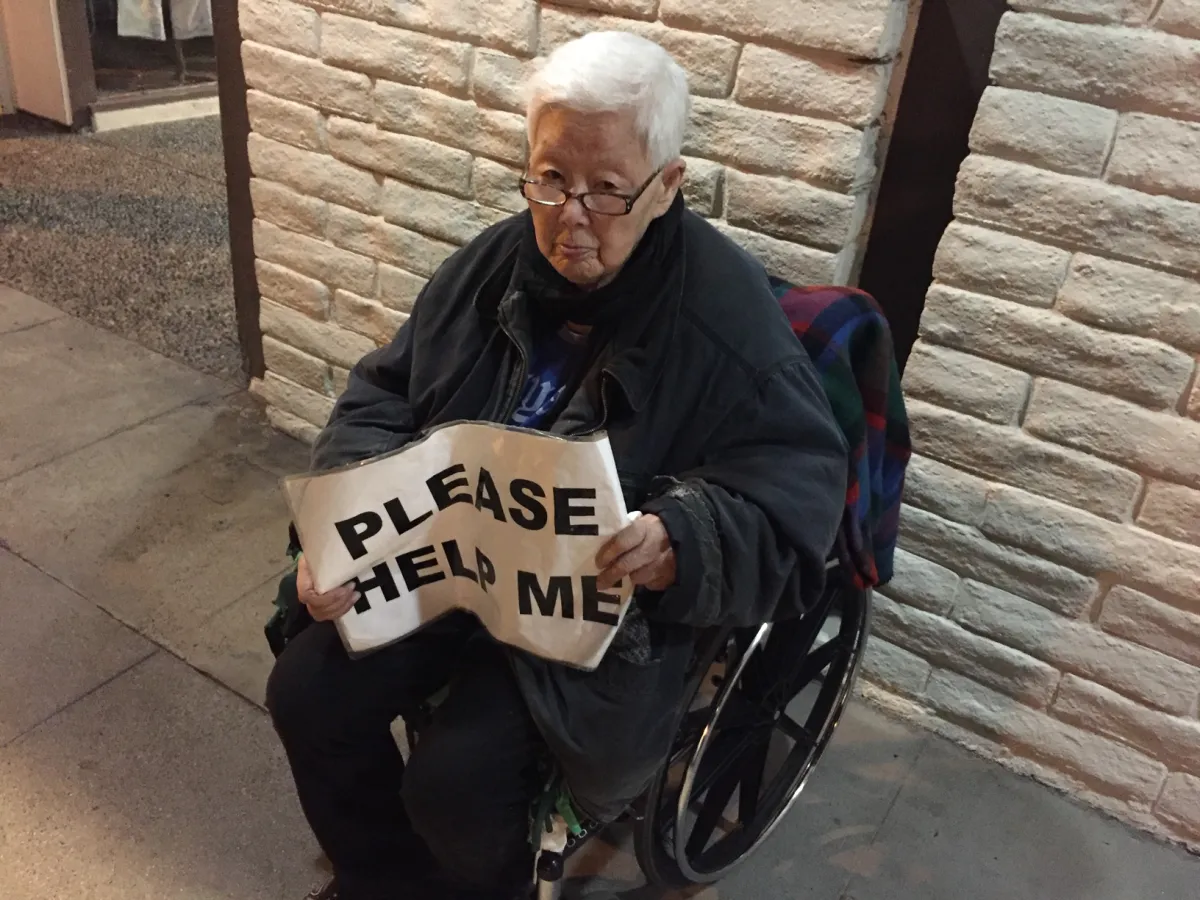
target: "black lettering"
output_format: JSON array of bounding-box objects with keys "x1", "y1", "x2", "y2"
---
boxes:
[
  {"x1": 553, "y1": 487, "x2": 599, "y2": 536},
  {"x1": 396, "y1": 545, "x2": 446, "y2": 591},
  {"x1": 581, "y1": 576, "x2": 621, "y2": 626},
  {"x1": 443, "y1": 540, "x2": 478, "y2": 584},
  {"x1": 517, "y1": 571, "x2": 575, "y2": 618},
  {"x1": 383, "y1": 497, "x2": 432, "y2": 535},
  {"x1": 475, "y1": 547, "x2": 497, "y2": 593},
  {"x1": 335, "y1": 511, "x2": 384, "y2": 560},
  {"x1": 474, "y1": 467, "x2": 507, "y2": 522},
  {"x1": 353, "y1": 562, "x2": 400, "y2": 613},
  {"x1": 508, "y1": 479, "x2": 548, "y2": 530},
  {"x1": 427, "y1": 464, "x2": 473, "y2": 510}
]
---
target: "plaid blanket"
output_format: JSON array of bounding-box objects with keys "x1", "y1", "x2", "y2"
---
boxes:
[{"x1": 771, "y1": 280, "x2": 911, "y2": 588}]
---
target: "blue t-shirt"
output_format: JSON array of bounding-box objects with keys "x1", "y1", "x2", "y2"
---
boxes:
[{"x1": 508, "y1": 324, "x2": 591, "y2": 430}]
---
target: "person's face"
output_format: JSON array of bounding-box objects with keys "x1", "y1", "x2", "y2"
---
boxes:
[{"x1": 525, "y1": 106, "x2": 686, "y2": 288}]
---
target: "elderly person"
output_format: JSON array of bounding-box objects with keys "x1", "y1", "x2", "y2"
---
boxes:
[{"x1": 266, "y1": 30, "x2": 848, "y2": 900}]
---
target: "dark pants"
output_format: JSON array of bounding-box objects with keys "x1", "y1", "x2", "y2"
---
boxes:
[{"x1": 265, "y1": 613, "x2": 544, "y2": 900}]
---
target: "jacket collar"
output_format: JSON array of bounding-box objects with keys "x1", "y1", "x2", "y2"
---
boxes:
[{"x1": 472, "y1": 219, "x2": 685, "y2": 414}]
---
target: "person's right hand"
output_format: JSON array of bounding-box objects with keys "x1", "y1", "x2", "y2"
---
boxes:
[{"x1": 297, "y1": 555, "x2": 359, "y2": 622}]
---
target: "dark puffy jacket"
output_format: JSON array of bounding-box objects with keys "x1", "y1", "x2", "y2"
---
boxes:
[{"x1": 309, "y1": 207, "x2": 849, "y2": 818}]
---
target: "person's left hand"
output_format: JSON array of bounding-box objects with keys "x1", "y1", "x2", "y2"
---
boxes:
[{"x1": 596, "y1": 513, "x2": 677, "y2": 592}]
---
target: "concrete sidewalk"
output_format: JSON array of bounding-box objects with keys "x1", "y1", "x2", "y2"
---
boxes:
[{"x1": 0, "y1": 284, "x2": 1196, "y2": 900}]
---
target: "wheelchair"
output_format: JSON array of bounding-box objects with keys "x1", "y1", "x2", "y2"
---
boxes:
[{"x1": 402, "y1": 552, "x2": 872, "y2": 899}]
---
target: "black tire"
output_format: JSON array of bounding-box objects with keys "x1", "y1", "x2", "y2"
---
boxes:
[{"x1": 634, "y1": 572, "x2": 872, "y2": 889}]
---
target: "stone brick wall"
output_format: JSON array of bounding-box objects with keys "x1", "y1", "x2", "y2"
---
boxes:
[
  {"x1": 238, "y1": 0, "x2": 917, "y2": 440},
  {"x1": 864, "y1": 2, "x2": 1200, "y2": 848}
]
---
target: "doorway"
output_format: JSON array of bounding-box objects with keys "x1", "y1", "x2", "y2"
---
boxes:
[
  {"x1": 858, "y1": 0, "x2": 1007, "y2": 372},
  {"x1": 88, "y1": 0, "x2": 217, "y2": 100}
]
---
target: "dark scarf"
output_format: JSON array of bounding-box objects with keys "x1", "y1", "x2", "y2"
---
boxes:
[{"x1": 514, "y1": 192, "x2": 685, "y2": 328}]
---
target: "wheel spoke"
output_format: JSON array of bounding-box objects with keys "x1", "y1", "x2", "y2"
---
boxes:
[
  {"x1": 686, "y1": 758, "x2": 742, "y2": 858},
  {"x1": 777, "y1": 713, "x2": 813, "y2": 746},
  {"x1": 737, "y1": 738, "x2": 771, "y2": 823},
  {"x1": 782, "y1": 637, "x2": 845, "y2": 698}
]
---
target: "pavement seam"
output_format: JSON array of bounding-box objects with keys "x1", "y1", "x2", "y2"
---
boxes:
[
  {"x1": 0, "y1": 390, "x2": 238, "y2": 489},
  {"x1": 90, "y1": 130, "x2": 227, "y2": 188},
  {"x1": 0, "y1": 650, "x2": 159, "y2": 751},
  {"x1": 0, "y1": 315, "x2": 65, "y2": 340}
]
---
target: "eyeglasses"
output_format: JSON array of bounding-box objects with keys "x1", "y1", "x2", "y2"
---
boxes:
[{"x1": 519, "y1": 168, "x2": 665, "y2": 217}]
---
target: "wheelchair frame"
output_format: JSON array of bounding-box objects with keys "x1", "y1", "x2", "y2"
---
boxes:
[{"x1": 532, "y1": 560, "x2": 872, "y2": 898}]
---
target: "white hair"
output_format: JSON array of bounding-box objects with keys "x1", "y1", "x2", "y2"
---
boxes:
[{"x1": 525, "y1": 31, "x2": 691, "y2": 169}]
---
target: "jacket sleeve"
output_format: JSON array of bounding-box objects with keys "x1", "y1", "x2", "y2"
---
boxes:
[
  {"x1": 309, "y1": 307, "x2": 421, "y2": 472},
  {"x1": 639, "y1": 356, "x2": 848, "y2": 628}
]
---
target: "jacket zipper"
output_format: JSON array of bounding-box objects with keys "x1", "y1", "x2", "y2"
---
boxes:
[{"x1": 498, "y1": 317, "x2": 529, "y2": 423}]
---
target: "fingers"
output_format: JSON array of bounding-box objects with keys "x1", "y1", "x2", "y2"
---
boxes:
[
  {"x1": 629, "y1": 551, "x2": 676, "y2": 592},
  {"x1": 297, "y1": 558, "x2": 360, "y2": 621},
  {"x1": 596, "y1": 518, "x2": 647, "y2": 570}
]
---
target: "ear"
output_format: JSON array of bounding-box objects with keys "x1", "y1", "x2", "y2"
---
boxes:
[{"x1": 651, "y1": 159, "x2": 687, "y2": 216}]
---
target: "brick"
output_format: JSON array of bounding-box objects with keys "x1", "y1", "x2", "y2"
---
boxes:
[
  {"x1": 1100, "y1": 585, "x2": 1200, "y2": 667},
  {"x1": 253, "y1": 220, "x2": 376, "y2": 297},
  {"x1": 932, "y1": 222, "x2": 1070, "y2": 309},
  {"x1": 539, "y1": 7, "x2": 740, "y2": 98},
  {"x1": 874, "y1": 594, "x2": 1061, "y2": 706},
  {"x1": 248, "y1": 133, "x2": 380, "y2": 214},
  {"x1": 1053, "y1": 674, "x2": 1200, "y2": 779},
  {"x1": 954, "y1": 579, "x2": 1200, "y2": 715},
  {"x1": 980, "y1": 484, "x2": 1200, "y2": 611},
  {"x1": 326, "y1": 117, "x2": 473, "y2": 199},
  {"x1": 545, "y1": 0, "x2": 658, "y2": 17},
  {"x1": 374, "y1": 82, "x2": 526, "y2": 166},
  {"x1": 681, "y1": 158, "x2": 723, "y2": 218},
  {"x1": 921, "y1": 285, "x2": 1194, "y2": 410},
  {"x1": 714, "y1": 224, "x2": 838, "y2": 286},
  {"x1": 899, "y1": 506, "x2": 1099, "y2": 617},
  {"x1": 724, "y1": 170, "x2": 855, "y2": 251},
  {"x1": 255, "y1": 260, "x2": 331, "y2": 319},
  {"x1": 878, "y1": 546, "x2": 961, "y2": 616},
  {"x1": 969, "y1": 87, "x2": 1116, "y2": 177},
  {"x1": 1009, "y1": 0, "x2": 1156, "y2": 23},
  {"x1": 735, "y1": 45, "x2": 882, "y2": 129},
  {"x1": 992, "y1": 13, "x2": 1200, "y2": 119},
  {"x1": 327, "y1": 206, "x2": 458, "y2": 277},
  {"x1": 333, "y1": 290, "x2": 409, "y2": 345},
  {"x1": 250, "y1": 179, "x2": 327, "y2": 237},
  {"x1": 925, "y1": 669, "x2": 1167, "y2": 804},
  {"x1": 907, "y1": 400, "x2": 1142, "y2": 522},
  {"x1": 1138, "y1": 482, "x2": 1200, "y2": 547},
  {"x1": 862, "y1": 637, "x2": 932, "y2": 697},
  {"x1": 252, "y1": 372, "x2": 336, "y2": 428},
  {"x1": 902, "y1": 454, "x2": 991, "y2": 528},
  {"x1": 1156, "y1": 0, "x2": 1200, "y2": 38},
  {"x1": 472, "y1": 49, "x2": 533, "y2": 114},
  {"x1": 240, "y1": 0, "x2": 318, "y2": 55},
  {"x1": 242, "y1": 41, "x2": 371, "y2": 119},
  {"x1": 262, "y1": 336, "x2": 332, "y2": 394},
  {"x1": 472, "y1": 158, "x2": 526, "y2": 214},
  {"x1": 1107, "y1": 113, "x2": 1200, "y2": 205},
  {"x1": 1156, "y1": 773, "x2": 1200, "y2": 840},
  {"x1": 247, "y1": 90, "x2": 323, "y2": 152},
  {"x1": 378, "y1": 265, "x2": 427, "y2": 314},
  {"x1": 903, "y1": 343, "x2": 1031, "y2": 426},
  {"x1": 380, "y1": 180, "x2": 509, "y2": 245},
  {"x1": 1191, "y1": 380, "x2": 1200, "y2": 420},
  {"x1": 1025, "y1": 379, "x2": 1200, "y2": 488},
  {"x1": 660, "y1": 0, "x2": 900, "y2": 59},
  {"x1": 331, "y1": 366, "x2": 351, "y2": 395},
  {"x1": 383, "y1": 0, "x2": 538, "y2": 55},
  {"x1": 687, "y1": 98, "x2": 863, "y2": 192},
  {"x1": 320, "y1": 14, "x2": 471, "y2": 95},
  {"x1": 955, "y1": 154, "x2": 1200, "y2": 277},
  {"x1": 266, "y1": 405, "x2": 321, "y2": 445},
  {"x1": 260, "y1": 298, "x2": 377, "y2": 368},
  {"x1": 1056, "y1": 255, "x2": 1200, "y2": 355}
]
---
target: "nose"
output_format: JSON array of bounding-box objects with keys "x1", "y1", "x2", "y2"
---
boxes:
[{"x1": 559, "y1": 195, "x2": 590, "y2": 228}]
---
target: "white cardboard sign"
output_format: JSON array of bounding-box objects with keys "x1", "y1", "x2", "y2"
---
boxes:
[{"x1": 283, "y1": 422, "x2": 634, "y2": 669}]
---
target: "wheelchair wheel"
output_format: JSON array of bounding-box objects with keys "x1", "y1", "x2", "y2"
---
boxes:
[{"x1": 634, "y1": 572, "x2": 871, "y2": 888}]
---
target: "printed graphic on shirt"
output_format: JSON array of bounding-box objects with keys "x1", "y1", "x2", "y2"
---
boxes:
[{"x1": 509, "y1": 324, "x2": 591, "y2": 430}]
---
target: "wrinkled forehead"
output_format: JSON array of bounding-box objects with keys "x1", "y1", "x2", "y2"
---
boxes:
[{"x1": 527, "y1": 104, "x2": 651, "y2": 172}]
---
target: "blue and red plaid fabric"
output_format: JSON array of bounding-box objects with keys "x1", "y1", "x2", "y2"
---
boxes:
[{"x1": 771, "y1": 280, "x2": 911, "y2": 588}]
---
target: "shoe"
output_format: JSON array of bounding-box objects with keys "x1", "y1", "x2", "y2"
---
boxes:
[{"x1": 303, "y1": 878, "x2": 339, "y2": 900}]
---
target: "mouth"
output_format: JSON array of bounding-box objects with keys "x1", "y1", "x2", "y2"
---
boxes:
[{"x1": 558, "y1": 243, "x2": 596, "y2": 260}]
